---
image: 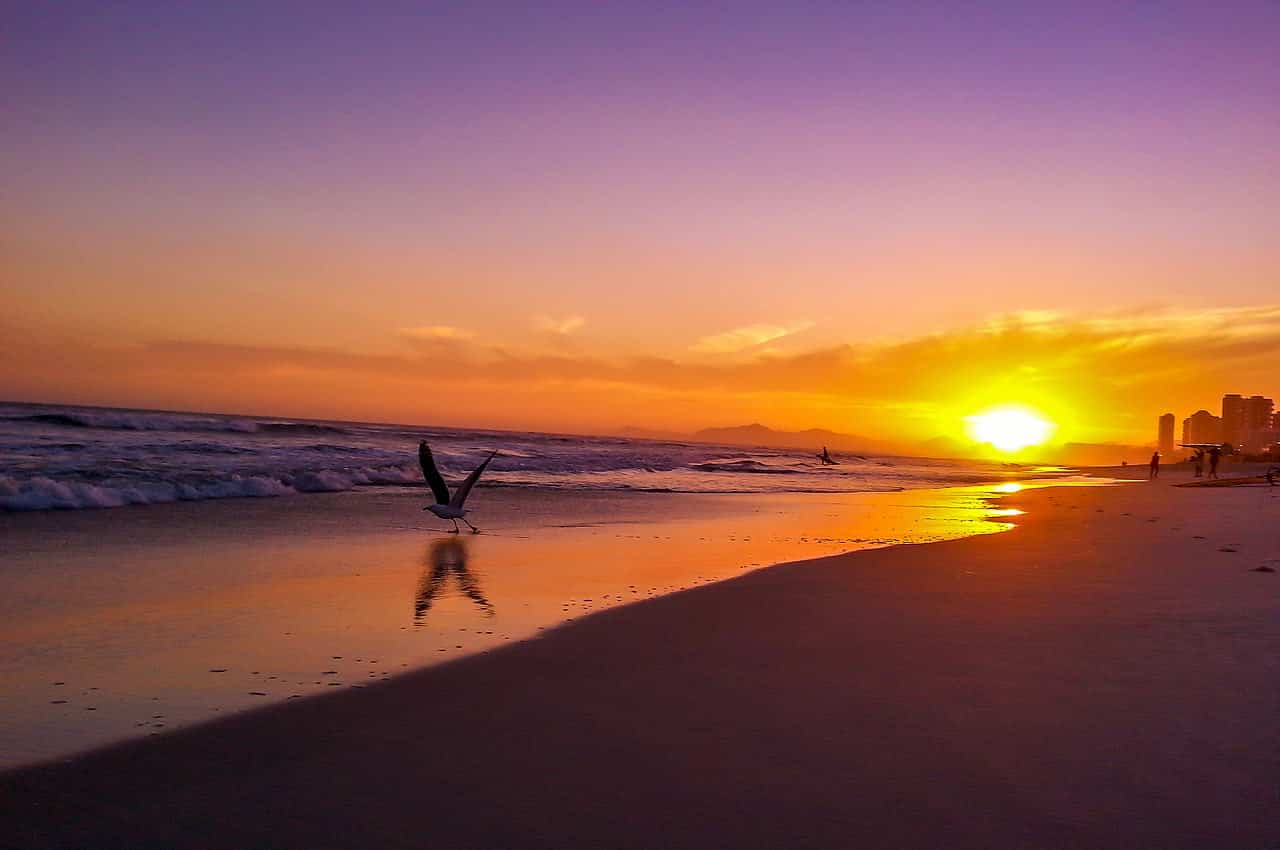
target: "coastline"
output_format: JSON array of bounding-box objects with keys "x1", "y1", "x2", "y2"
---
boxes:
[
  {"x1": 3, "y1": 474, "x2": 1277, "y2": 848},
  {"x1": 0, "y1": 482, "x2": 1028, "y2": 769}
]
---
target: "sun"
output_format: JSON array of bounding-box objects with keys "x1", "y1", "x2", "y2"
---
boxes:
[{"x1": 965, "y1": 406, "x2": 1056, "y2": 453}]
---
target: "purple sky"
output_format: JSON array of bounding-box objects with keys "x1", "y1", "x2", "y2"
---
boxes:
[{"x1": 3, "y1": 2, "x2": 1279, "y2": 436}]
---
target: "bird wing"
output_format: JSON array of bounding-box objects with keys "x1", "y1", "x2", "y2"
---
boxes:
[
  {"x1": 450, "y1": 451, "x2": 497, "y2": 509},
  {"x1": 418, "y1": 441, "x2": 451, "y2": 505}
]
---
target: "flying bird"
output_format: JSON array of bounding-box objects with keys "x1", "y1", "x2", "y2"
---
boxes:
[{"x1": 418, "y1": 441, "x2": 497, "y2": 533}]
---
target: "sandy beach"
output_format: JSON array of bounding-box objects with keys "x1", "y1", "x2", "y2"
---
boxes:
[
  {"x1": 0, "y1": 483, "x2": 1019, "y2": 768},
  {"x1": 3, "y1": 471, "x2": 1277, "y2": 849}
]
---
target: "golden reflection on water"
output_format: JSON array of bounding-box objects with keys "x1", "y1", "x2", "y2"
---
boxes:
[{"x1": 0, "y1": 479, "x2": 1103, "y2": 767}]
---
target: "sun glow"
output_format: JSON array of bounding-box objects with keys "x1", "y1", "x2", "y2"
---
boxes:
[{"x1": 965, "y1": 407, "x2": 1056, "y2": 453}]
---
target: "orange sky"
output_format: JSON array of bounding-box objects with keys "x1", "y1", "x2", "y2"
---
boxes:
[
  {"x1": 4, "y1": 305, "x2": 1278, "y2": 451},
  {"x1": 4, "y1": 4, "x2": 1279, "y2": 451}
]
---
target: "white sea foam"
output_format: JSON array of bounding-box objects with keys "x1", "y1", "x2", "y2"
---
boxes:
[
  {"x1": 0, "y1": 474, "x2": 296, "y2": 511},
  {"x1": 0, "y1": 463, "x2": 428, "y2": 511}
]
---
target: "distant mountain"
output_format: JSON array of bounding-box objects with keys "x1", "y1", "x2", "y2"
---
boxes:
[
  {"x1": 691, "y1": 423, "x2": 894, "y2": 455},
  {"x1": 619, "y1": 422, "x2": 975, "y2": 458}
]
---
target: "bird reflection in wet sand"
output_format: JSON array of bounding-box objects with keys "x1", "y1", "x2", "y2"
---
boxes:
[{"x1": 414, "y1": 537, "x2": 494, "y2": 623}]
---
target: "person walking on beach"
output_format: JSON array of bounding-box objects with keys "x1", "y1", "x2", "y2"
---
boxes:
[
  {"x1": 1208, "y1": 446, "x2": 1221, "y2": 479},
  {"x1": 1193, "y1": 449, "x2": 1204, "y2": 478},
  {"x1": 1149, "y1": 451, "x2": 1160, "y2": 479}
]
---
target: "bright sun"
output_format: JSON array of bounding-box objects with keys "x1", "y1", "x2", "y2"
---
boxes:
[{"x1": 965, "y1": 406, "x2": 1056, "y2": 453}]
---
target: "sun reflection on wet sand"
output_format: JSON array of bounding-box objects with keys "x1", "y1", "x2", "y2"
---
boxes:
[{"x1": 0, "y1": 478, "x2": 1108, "y2": 766}]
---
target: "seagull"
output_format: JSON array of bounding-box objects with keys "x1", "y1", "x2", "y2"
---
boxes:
[{"x1": 418, "y1": 441, "x2": 497, "y2": 533}]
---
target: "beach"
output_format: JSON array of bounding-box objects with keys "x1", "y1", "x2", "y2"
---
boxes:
[
  {"x1": 3, "y1": 470, "x2": 1277, "y2": 849},
  {"x1": 0, "y1": 482, "x2": 1021, "y2": 768}
]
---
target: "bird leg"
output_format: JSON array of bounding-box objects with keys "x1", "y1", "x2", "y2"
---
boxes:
[
  {"x1": 463, "y1": 518, "x2": 480, "y2": 534},
  {"x1": 449, "y1": 519, "x2": 460, "y2": 534}
]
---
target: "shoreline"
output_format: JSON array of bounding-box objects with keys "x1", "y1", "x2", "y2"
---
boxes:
[
  {"x1": 4, "y1": 475, "x2": 1277, "y2": 847},
  {"x1": 0, "y1": 481, "x2": 1035, "y2": 770}
]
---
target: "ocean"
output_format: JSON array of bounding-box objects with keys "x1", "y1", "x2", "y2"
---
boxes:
[
  {"x1": 1, "y1": 401, "x2": 1093, "y2": 767},
  {"x1": 0, "y1": 402, "x2": 1066, "y2": 511}
]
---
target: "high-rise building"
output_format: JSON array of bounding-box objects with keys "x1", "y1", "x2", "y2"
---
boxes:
[
  {"x1": 1242, "y1": 395, "x2": 1275, "y2": 453},
  {"x1": 1157, "y1": 413, "x2": 1175, "y2": 456},
  {"x1": 1222, "y1": 394, "x2": 1276, "y2": 452},
  {"x1": 1182, "y1": 410, "x2": 1221, "y2": 445},
  {"x1": 1221, "y1": 393, "x2": 1246, "y2": 448}
]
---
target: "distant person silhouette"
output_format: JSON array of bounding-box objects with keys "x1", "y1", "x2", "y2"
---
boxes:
[
  {"x1": 1149, "y1": 451, "x2": 1160, "y2": 479},
  {"x1": 818, "y1": 446, "x2": 835, "y2": 465},
  {"x1": 1192, "y1": 449, "x2": 1204, "y2": 478},
  {"x1": 1208, "y1": 446, "x2": 1221, "y2": 479}
]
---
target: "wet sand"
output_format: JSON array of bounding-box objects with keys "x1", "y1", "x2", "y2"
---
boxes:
[
  {"x1": 3, "y1": 475, "x2": 1278, "y2": 849},
  {"x1": 0, "y1": 485, "x2": 1021, "y2": 767}
]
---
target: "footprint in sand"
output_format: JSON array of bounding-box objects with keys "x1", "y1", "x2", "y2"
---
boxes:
[
  {"x1": 1251, "y1": 566, "x2": 1275, "y2": 573},
  {"x1": 1218, "y1": 547, "x2": 1238, "y2": 553}
]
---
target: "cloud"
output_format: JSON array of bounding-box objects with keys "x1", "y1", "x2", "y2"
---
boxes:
[
  {"x1": 399, "y1": 325, "x2": 475, "y2": 341},
  {"x1": 534, "y1": 315, "x2": 586, "y2": 335},
  {"x1": 691, "y1": 321, "x2": 815, "y2": 354},
  {"x1": 4, "y1": 305, "x2": 1278, "y2": 444}
]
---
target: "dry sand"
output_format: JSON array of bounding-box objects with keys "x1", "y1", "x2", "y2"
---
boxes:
[{"x1": 3, "y1": 478, "x2": 1278, "y2": 849}]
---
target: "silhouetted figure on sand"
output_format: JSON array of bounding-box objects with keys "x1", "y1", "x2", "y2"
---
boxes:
[
  {"x1": 819, "y1": 446, "x2": 835, "y2": 465},
  {"x1": 1208, "y1": 446, "x2": 1221, "y2": 479},
  {"x1": 1148, "y1": 451, "x2": 1160, "y2": 479},
  {"x1": 1193, "y1": 449, "x2": 1205, "y2": 478}
]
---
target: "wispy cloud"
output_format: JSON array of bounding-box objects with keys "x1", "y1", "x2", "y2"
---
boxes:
[
  {"x1": 691, "y1": 321, "x2": 814, "y2": 354},
  {"x1": 6, "y1": 306, "x2": 1279, "y2": 443},
  {"x1": 534, "y1": 315, "x2": 586, "y2": 335},
  {"x1": 399, "y1": 325, "x2": 475, "y2": 342}
]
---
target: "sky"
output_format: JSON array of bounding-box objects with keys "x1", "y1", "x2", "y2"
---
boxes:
[{"x1": 4, "y1": 1, "x2": 1279, "y2": 449}]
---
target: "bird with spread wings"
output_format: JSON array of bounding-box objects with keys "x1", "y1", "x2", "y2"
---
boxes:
[{"x1": 418, "y1": 441, "x2": 498, "y2": 533}]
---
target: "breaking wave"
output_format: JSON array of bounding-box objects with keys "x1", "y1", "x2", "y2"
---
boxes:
[
  {"x1": 0, "y1": 464, "x2": 421, "y2": 511},
  {"x1": 7, "y1": 411, "x2": 346, "y2": 435}
]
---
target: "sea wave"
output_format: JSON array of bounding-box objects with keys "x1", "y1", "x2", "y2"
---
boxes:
[
  {"x1": 258, "y1": 422, "x2": 348, "y2": 435},
  {"x1": 0, "y1": 464, "x2": 422, "y2": 511},
  {"x1": 689, "y1": 460, "x2": 801, "y2": 475},
  {"x1": 6, "y1": 411, "x2": 346, "y2": 435},
  {"x1": 0, "y1": 403, "x2": 1065, "y2": 513}
]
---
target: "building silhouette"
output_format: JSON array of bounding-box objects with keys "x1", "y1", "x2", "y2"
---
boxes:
[
  {"x1": 1242, "y1": 396, "x2": 1275, "y2": 453},
  {"x1": 1221, "y1": 394, "x2": 1246, "y2": 448},
  {"x1": 1182, "y1": 409, "x2": 1221, "y2": 445},
  {"x1": 1157, "y1": 413, "x2": 1175, "y2": 456},
  {"x1": 1219, "y1": 393, "x2": 1276, "y2": 453}
]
